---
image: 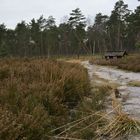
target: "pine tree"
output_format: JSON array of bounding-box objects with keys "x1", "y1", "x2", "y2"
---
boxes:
[{"x1": 68, "y1": 8, "x2": 86, "y2": 58}]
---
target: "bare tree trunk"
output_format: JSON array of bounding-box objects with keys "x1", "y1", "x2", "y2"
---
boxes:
[
  {"x1": 40, "y1": 32, "x2": 43, "y2": 56},
  {"x1": 93, "y1": 41, "x2": 96, "y2": 55},
  {"x1": 97, "y1": 40, "x2": 101, "y2": 54},
  {"x1": 108, "y1": 31, "x2": 112, "y2": 51},
  {"x1": 117, "y1": 22, "x2": 121, "y2": 50},
  {"x1": 103, "y1": 39, "x2": 106, "y2": 53},
  {"x1": 47, "y1": 46, "x2": 50, "y2": 58},
  {"x1": 77, "y1": 42, "x2": 81, "y2": 59}
]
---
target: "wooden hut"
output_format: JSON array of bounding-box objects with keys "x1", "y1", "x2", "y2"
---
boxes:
[{"x1": 105, "y1": 51, "x2": 128, "y2": 60}]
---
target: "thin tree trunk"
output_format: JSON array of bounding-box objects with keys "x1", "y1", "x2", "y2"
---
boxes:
[
  {"x1": 117, "y1": 22, "x2": 121, "y2": 50},
  {"x1": 108, "y1": 31, "x2": 112, "y2": 51}
]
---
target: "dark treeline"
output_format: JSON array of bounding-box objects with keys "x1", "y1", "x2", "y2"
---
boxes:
[{"x1": 0, "y1": 0, "x2": 140, "y2": 57}]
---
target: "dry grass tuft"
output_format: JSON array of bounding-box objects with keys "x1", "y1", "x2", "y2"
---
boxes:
[
  {"x1": 100, "y1": 112, "x2": 140, "y2": 139},
  {"x1": 99, "y1": 93, "x2": 140, "y2": 139}
]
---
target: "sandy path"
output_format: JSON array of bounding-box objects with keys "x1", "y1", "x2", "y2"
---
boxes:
[
  {"x1": 82, "y1": 61, "x2": 140, "y2": 139},
  {"x1": 82, "y1": 61, "x2": 140, "y2": 120}
]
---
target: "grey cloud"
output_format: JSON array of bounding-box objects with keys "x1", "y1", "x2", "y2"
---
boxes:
[{"x1": 0, "y1": 0, "x2": 139, "y2": 29}]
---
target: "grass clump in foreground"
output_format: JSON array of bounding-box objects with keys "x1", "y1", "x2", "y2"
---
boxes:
[
  {"x1": 100, "y1": 112, "x2": 140, "y2": 139},
  {"x1": 90, "y1": 54, "x2": 140, "y2": 72},
  {"x1": 98, "y1": 94, "x2": 140, "y2": 139},
  {"x1": 0, "y1": 58, "x2": 90, "y2": 140}
]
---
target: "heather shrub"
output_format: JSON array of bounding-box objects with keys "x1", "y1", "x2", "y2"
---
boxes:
[{"x1": 0, "y1": 58, "x2": 90, "y2": 139}]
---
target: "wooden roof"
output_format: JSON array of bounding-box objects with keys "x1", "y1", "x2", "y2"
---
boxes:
[{"x1": 105, "y1": 51, "x2": 127, "y2": 57}]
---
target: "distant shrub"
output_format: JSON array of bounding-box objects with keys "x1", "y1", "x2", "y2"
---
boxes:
[{"x1": 90, "y1": 54, "x2": 140, "y2": 72}]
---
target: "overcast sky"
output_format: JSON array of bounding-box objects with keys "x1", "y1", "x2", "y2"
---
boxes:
[{"x1": 0, "y1": 0, "x2": 139, "y2": 29}]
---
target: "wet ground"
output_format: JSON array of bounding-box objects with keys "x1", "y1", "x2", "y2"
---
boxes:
[
  {"x1": 82, "y1": 61, "x2": 140, "y2": 140},
  {"x1": 82, "y1": 61, "x2": 140, "y2": 119}
]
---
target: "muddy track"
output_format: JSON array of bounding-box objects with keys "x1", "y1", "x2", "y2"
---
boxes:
[{"x1": 82, "y1": 61, "x2": 140, "y2": 140}]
